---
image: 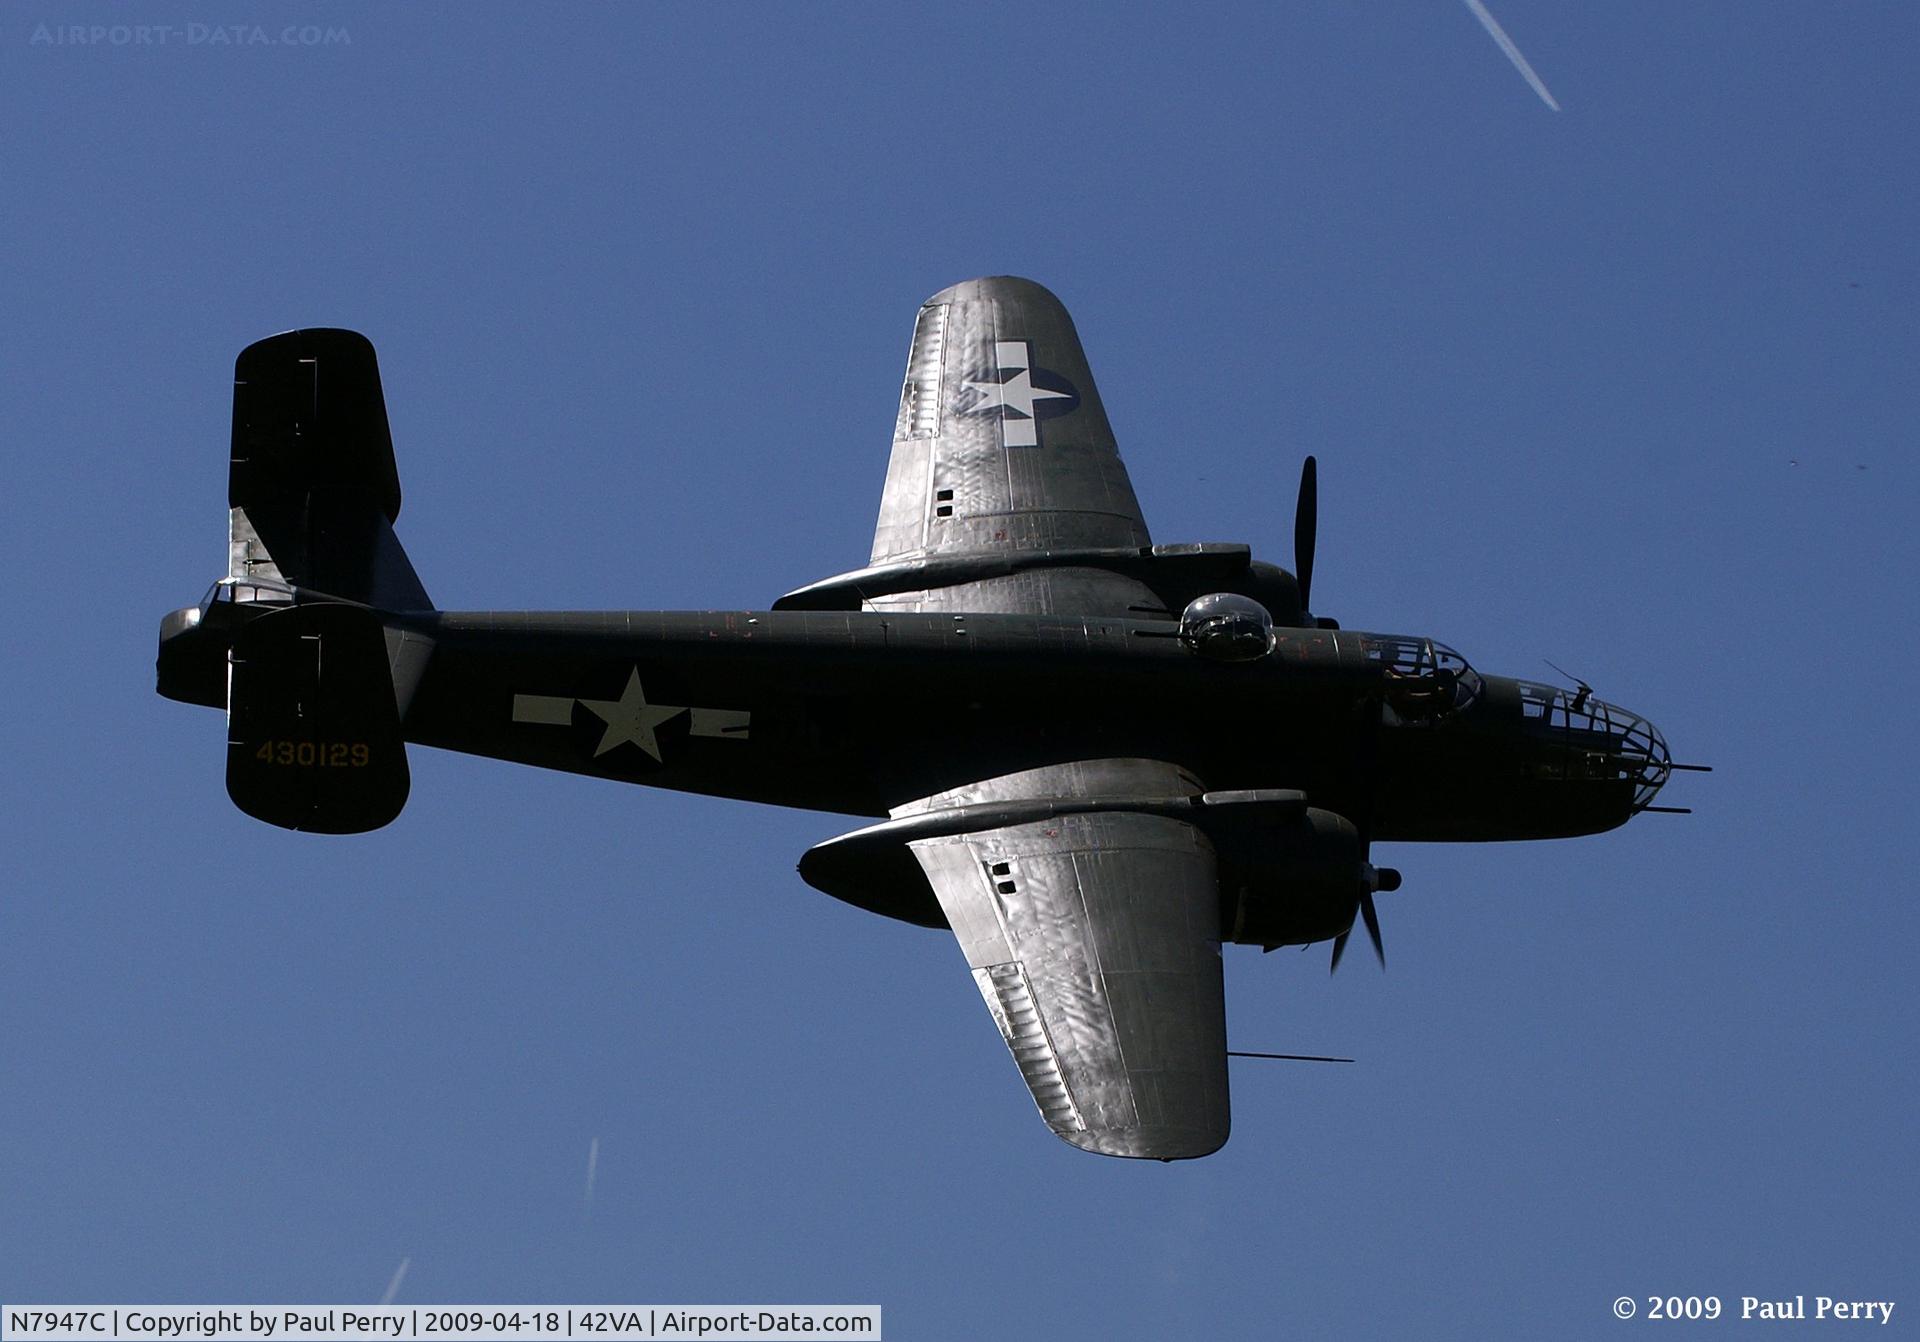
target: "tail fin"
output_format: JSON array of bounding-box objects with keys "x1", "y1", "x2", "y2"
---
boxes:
[
  {"x1": 228, "y1": 328, "x2": 432, "y2": 610},
  {"x1": 225, "y1": 601, "x2": 412, "y2": 833}
]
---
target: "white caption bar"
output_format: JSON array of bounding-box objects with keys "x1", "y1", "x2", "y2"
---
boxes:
[{"x1": 3, "y1": 1308, "x2": 881, "y2": 1342}]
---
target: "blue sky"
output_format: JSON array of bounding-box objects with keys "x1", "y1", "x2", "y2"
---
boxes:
[{"x1": 3, "y1": 3, "x2": 1914, "y2": 1337}]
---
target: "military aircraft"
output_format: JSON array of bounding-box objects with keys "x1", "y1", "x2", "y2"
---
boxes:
[{"x1": 157, "y1": 277, "x2": 1697, "y2": 1161}]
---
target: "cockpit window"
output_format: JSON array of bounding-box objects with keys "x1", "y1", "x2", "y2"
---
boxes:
[
  {"x1": 199, "y1": 576, "x2": 296, "y2": 613},
  {"x1": 1515, "y1": 680, "x2": 1671, "y2": 809},
  {"x1": 1362, "y1": 634, "x2": 1483, "y2": 718}
]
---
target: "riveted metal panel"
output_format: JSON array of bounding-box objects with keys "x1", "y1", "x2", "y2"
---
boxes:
[
  {"x1": 906, "y1": 760, "x2": 1229, "y2": 1159},
  {"x1": 869, "y1": 277, "x2": 1152, "y2": 575}
]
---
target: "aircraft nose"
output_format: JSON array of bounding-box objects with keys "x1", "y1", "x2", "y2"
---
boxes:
[
  {"x1": 1606, "y1": 701, "x2": 1672, "y2": 812},
  {"x1": 1512, "y1": 680, "x2": 1672, "y2": 813}
]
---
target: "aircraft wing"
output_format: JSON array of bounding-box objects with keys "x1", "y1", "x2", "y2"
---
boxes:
[
  {"x1": 858, "y1": 276, "x2": 1163, "y2": 615},
  {"x1": 900, "y1": 759, "x2": 1230, "y2": 1159}
]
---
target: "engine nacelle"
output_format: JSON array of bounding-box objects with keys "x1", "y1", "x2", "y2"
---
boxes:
[
  {"x1": 1215, "y1": 807, "x2": 1398, "y2": 948},
  {"x1": 798, "y1": 787, "x2": 1395, "y2": 949}
]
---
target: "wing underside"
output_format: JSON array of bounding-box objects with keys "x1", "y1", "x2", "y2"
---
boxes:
[
  {"x1": 902, "y1": 760, "x2": 1230, "y2": 1159},
  {"x1": 865, "y1": 276, "x2": 1160, "y2": 616}
]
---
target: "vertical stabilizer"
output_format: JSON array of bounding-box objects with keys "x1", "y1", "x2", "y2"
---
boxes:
[{"x1": 228, "y1": 328, "x2": 432, "y2": 610}]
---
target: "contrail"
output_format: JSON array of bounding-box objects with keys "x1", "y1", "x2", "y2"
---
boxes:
[
  {"x1": 379, "y1": 1257, "x2": 411, "y2": 1306},
  {"x1": 1461, "y1": 0, "x2": 1561, "y2": 111},
  {"x1": 584, "y1": 1136, "x2": 600, "y2": 1211}
]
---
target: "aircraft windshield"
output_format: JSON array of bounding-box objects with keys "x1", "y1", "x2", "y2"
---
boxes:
[
  {"x1": 1362, "y1": 634, "x2": 1483, "y2": 718},
  {"x1": 199, "y1": 576, "x2": 295, "y2": 611}
]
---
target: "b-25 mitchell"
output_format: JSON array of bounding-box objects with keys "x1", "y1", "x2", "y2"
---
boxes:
[{"x1": 158, "y1": 277, "x2": 1694, "y2": 1160}]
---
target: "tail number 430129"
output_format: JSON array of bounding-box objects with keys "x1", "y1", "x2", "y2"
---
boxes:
[{"x1": 253, "y1": 739, "x2": 370, "y2": 768}]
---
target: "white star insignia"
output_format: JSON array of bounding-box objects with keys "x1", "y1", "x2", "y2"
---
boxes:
[
  {"x1": 578, "y1": 669, "x2": 685, "y2": 760},
  {"x1": 964, "y1": 365, "x2": 1072, "y2": 420},
  {"x1": 963, "y1": 339, "x2": 1073, "y2": 447}
]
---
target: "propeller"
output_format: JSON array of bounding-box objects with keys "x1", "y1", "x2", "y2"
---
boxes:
[
  {"x1": 1290, "y1": 451, "x2": 1393, "y2": 974},
  {"x1": 1329, "y1": 889, "x2": 1386, "y2": 973},
  {"x1": 1330, "y1": 682, "x2": 1392, "y2": 975},
  {"x1": 1294, "y1": 454, "x2": 1317, "y2": 617}
]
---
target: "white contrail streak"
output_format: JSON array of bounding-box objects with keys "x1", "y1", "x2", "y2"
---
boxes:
[
  {"x1": 1462, "y1": 0, "x2": 1561, "y2": 111},
  {"x1": 584, "y1": 1136, "x2": 600, "y2": 1210},
  {"x1": 379, "y1": 1257, "x2": 411, "y2": 1306}
]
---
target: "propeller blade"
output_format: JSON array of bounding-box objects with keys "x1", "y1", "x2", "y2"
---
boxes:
[
  {"x1": 1360, "y1": 890, "x2": 1385, "y2": 968},
  {"x1": 1294, "y1": 454, "x2": 1317, "y2": 615},
  {"x1": 1329, "y1": 928, "x2": 1349, "y2": 974}
]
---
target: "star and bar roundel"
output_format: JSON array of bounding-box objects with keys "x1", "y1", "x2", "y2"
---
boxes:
[
  {"x1": 962, "y1": 340, "x2": 1079, "y2": 448},
  {"x1": 511, "y1": 667, "x2": 750, "y2": 764}
]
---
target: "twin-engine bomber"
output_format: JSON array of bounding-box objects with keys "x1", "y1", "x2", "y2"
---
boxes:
[{"x1": 157, "y1": 276, "x2": 1698, "y2": 1160}]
